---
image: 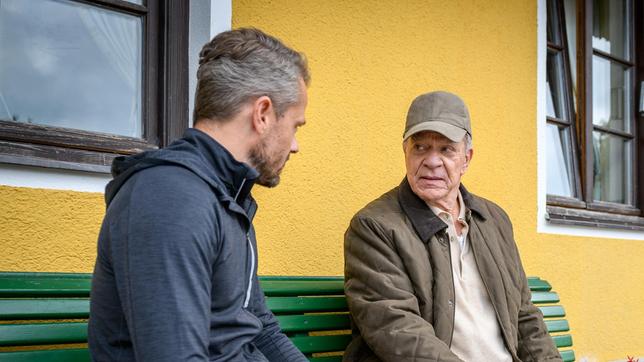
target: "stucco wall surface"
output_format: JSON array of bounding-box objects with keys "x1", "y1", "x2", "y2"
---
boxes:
[{"x1": 0, "y1": 185, "x2": 102, "y2": 272}]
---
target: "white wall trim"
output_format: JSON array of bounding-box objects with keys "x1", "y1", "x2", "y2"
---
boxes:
[
  {"x1": 535, "y1": 0, "x2": 643, "y2": 241},
  {"x1": 0, "y1": 164, "x2": 110, "y2": 193},
  {"x1": 210, "y1": 0, "x2": 232, "y2": 38}
]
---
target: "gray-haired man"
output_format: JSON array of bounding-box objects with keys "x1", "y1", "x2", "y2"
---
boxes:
[
  {"x1": 89, "y1": 28, "x2": 309, "y2": 361},
  {"x1": 343, "y1": 91, "x2": 561, "y2": 361}
]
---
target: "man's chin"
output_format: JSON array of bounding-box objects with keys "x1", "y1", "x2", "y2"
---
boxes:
[{"x1": 257, "y1": 174, "x2": 280, "y2": 188}]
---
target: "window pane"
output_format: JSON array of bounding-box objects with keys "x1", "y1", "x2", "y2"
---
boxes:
[
  {"x1": 592, "y1": 0, "x2": 630, "y2": 60},
  {"x1": 0, "y1": 0, "x2": 143, "y2": 138},
  {"x1": 592, "y1": 131, "x2": 633, "y2": 204},
  {"x1": 546, "y1": 123, "x2": 575, "y2": 197},
  {"x1": 546, "y1": 51, "x2": 569, "y2": 120},
  {"x1": 592, "y1": 56, "x2": 632, "y2": 132},
  {"x1": 563, "y1": 0, "x2": 577, "y2": 101},
  {"x1": 547, "y1": 0, "x2": 561, "y2": 45}
]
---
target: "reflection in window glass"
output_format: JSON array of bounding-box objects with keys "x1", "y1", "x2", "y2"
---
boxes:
[
  {"x1": 546, "y1": 124, "x2": 574, "y2": 197},
  {"x1": 546, "y1": 0, "x2": 561, "y2": 45},
  {"x1": 563, "y1": 0, "x2": 577, "y2": 98},
  {"x1": 546, "y1": 52, "x2": 568, "y2": 119},
  {"x1": 0, "y1": 0, "x2": 143, "y2": 137},
  {"x1": 592, "y1": 132, "x2": 632, "y2": 204},
  {"x1": 592, "y1": 55, "x2": 631, "y2": 132},
  {"x1": 592, "y1": 0, "x2": 629, "y2": 60}
]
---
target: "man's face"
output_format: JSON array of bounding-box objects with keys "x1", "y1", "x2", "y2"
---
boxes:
[
  {"x1": 250, "y1": 79, "x2": 308, "y2": 187},
  {"x1": 404, "y1": 131, "x2": 472, "y2": 207}
]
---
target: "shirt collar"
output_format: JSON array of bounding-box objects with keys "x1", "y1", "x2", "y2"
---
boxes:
[
  {"x1": 397, "y1": 178, "x2": 487, "y2": 243},
  {"x1": 427, "y1": 190, "x2": 468, "y2": 224}
]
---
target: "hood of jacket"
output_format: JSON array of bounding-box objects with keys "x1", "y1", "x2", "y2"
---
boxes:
[{"x1": 105, "y1": 128, "x2": 259, "y2": 216}]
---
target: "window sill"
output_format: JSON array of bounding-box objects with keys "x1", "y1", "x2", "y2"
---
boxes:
[
  {"x1": 0, "y1": 140, "x2": 115, "y2": 173},
  {"x1": 546, "y1": 205, "x2": 644, "y2": 231}
]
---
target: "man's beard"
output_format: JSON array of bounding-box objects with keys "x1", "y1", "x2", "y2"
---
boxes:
[{"x1": 249, "y1": 137, "x2": 282, "y2": 188}]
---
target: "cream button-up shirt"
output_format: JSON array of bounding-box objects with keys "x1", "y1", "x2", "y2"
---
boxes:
[{"x1": 428, "y1": 191, "x2": 512, "y2": 362}]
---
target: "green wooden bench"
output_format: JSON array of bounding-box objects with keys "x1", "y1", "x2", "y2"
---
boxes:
[{"x1": 0, "y1": 272, "x2": 575, "y2": 361}]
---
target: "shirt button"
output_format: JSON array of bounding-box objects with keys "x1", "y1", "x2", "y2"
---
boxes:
[{"x1": 448, "y1": 300, "x2": 454, "y2": 307}]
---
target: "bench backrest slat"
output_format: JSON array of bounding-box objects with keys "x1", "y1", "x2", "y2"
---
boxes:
[
  {"x1": 0, "y1": 348, "x2": 90, "y2": 362},
  {"x1": 0, "y1": 322, "x2": 87, "y2": 346},
  {"x1": 0, "y1": 299, "x2": 89, "y2": 320}
]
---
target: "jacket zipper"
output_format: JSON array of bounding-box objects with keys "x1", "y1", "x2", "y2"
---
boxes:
[
  {"x1": 243, "y1": 232, "x2": 255, "y2": 308},
  {"x1": 444, "y1": 233, "x2": 457, "y2": 348}
]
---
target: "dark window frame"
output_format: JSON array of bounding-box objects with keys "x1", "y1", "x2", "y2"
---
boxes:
[
  {"x1": 546, "y1": 0, "x2": 583, "y2": 200},
  {"x1": 545, "y1": 0, "x2": 644, "y2": 231},
  {"x1": 0, "y1": 0, "x2": 189, "y2": 173}
]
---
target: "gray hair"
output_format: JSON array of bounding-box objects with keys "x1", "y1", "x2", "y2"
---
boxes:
[
  {"x1": 193, "y1": 28, "x2": 310, "y2": 123},
  {"x1": 464, "y1": 133, "x2": 473, "y2": 153}
]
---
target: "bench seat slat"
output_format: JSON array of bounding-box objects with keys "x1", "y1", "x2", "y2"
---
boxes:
[
  {"x1": 0, "y1": 299, "x2": 89, "y2": 320},
  {"x1": 277, "y1": 314, "x2": 350, "y2": 333},
  {"x1": 0, "y1": 322, "x2": 87, "y2": 346},
  {"x1": 266, "y1": 296, "x2": 347, "y2": 313},
  {"x1": 290, "y1": 334, "x2": 352, "y2": 354}
]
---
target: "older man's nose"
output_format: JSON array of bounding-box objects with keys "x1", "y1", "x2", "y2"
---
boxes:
[{"x1": 423, "y1": 153, "x2": 442, "y2": 168}]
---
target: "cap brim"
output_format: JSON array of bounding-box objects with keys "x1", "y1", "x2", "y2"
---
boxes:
[{"x1": 403, "y1": 121, "x2": 467, "y2": 142}]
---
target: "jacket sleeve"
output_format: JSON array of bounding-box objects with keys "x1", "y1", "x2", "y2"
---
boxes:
[
  {"x1": 110, "y1": 169, "x2": 215, "y2": 361},
  {"x1": 344, "y1": 215, "x2": 463, "y2": 362},
  {"x1": 502, "y1": 211, "x2": 562, "y2": 361},
  {"x1": 250, "y1": 275, "x2": 308, "y2": 362}
]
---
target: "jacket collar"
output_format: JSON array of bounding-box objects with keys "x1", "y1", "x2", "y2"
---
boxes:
[
  {"x1": 183, "y1": 128, "x2": 259, "y2": 204},
  {"x1": 397, "y1": 177, "x2": 488, "y2": 243}
]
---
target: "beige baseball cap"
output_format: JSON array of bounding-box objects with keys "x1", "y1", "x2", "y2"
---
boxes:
[{"x1": 403, "y1": 91, "x2": 472, "y2": 142}]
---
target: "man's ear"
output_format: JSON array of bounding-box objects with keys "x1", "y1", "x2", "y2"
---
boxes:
[
  {"x1": 251, "y1": 96, "x2": 275, "y2": 135},
  {"x1": 462, "y1": 148, "x2": 474, "y2": 174}
]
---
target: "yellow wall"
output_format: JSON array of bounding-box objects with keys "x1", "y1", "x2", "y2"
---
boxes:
[
  {"x1": 0, "y1": 186, "x2": 102, "y2": 272},
  {"x1": 1, "y1": 0, "x2": 643, "y2": 360},
  {"x1": 235, "y1": 1, "x2": 644, "y2": 359}
]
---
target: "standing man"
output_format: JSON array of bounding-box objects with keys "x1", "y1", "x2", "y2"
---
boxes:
[
  {"x1": 89, "y1": 28, "x2": 310, "y2": 362},
  {"x1": 343, "y1": 91, "x2": 562, "y2": 361}
]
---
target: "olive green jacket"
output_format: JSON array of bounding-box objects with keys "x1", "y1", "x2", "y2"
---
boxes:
[{"x1": 343, "y1": 179, "x2": 562, "y2": 362}]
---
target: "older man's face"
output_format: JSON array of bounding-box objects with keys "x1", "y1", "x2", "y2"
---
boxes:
[{"x1": 404, "y1": 131, "x2": 472, "y2": 208}]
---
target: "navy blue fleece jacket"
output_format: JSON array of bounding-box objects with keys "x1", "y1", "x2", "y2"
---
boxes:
[{"x1": 88, "y1": 128, "x2": 307, "y2": 362}]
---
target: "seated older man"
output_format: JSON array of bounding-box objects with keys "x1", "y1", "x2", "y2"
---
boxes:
[{"x1": 343, "y1": 91, "x2": 561, "y2": 362}]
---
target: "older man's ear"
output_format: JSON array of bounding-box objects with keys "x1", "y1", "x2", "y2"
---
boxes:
[{"x1": 462, "y1": 148, "x2": 473, "y2": 174}]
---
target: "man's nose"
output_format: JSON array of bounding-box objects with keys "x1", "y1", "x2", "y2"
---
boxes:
[
  {"x1": 422, "y1": 152, "x2": 442, "y2": 168},
  {"x1": 290, "y1": 138, "x2": 299, "y2": 153}
]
